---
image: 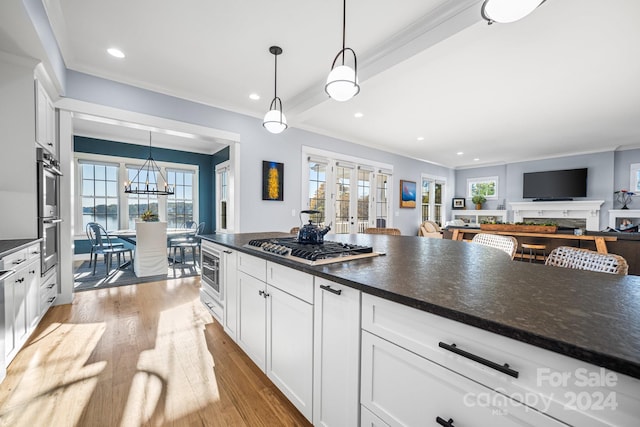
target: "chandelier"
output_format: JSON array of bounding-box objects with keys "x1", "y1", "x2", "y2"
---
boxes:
[{"x1": 124, "y1": 132, "x2": 174, "y2": 195}]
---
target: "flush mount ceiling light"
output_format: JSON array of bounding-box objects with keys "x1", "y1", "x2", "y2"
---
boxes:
[
  {"x1": 263, "y1": 46, "x2": 288, "y2": 134},
  {"x1": 124, "y1": 132, "x2": 174, "y2": 195},
  {"x1": 481, "y1": 0, "x2": 545, "y2": 24},
  {"x1": 325, "y1": 0, "x2": 360, "y2": 102}
]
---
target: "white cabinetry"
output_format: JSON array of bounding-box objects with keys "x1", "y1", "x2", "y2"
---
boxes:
[
  {"x1": 451, "y1": 209, "x2": 507, "y2": 226},
  {"x1": 0, "y1": 55, "x2": 38, "y2": 239},
  {"x1": 3, "y1": 243, "x2": 40, "y2": 366},
  {"x1": 361, "y1": 331, "x2": 563, "y2": 427},
  {"x1": 35, "y1": 78, "x2": 56, "y2": 155},
  {"x1": 313, "y1": 278, "x2": 361, "y2": 427},
  {"x1": 361, "y1": 293, "x2": 640, "y2": 427},
  {"x1": 235, "y1": 252, "x2": 314, "y2": 421}
]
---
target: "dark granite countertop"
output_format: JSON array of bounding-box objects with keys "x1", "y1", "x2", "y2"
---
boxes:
[
  {"x1": 201, "y1": 232, "x2": 640, "y2": 380},
  {"x1": 0, "y1": 239, "x2": 42, "y2": 259}
]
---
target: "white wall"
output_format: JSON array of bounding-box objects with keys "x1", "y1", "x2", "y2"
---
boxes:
[{"x1": 64, "y1": 71, "x2": 451, "y2": 236}]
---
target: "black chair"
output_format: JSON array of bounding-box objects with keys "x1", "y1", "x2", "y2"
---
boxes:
[
  {"x1": 86, "y1": 222, "x2": 134, "y2": 276},
  {"x1": 170, "y1": 222, "x2": 205, "y2": 268},
  {"x1": 86, "y1": 222, "x2": 124, "y2": 268}
]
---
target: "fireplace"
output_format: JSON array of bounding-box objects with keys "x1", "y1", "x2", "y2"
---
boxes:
[{"x1": 510, "y1": 200, "x2": 604, "y2": 231}]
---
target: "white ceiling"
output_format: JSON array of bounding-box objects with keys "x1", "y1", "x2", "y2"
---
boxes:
[{"x1": 7, "y1": 0, "x2": 640, "y2": 167}]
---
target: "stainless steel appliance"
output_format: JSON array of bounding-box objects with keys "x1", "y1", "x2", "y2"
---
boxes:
[
  {"x1": 201, "y1": 242, "x2": 222, "y2": 302},
  {"x1": 245, "y1": 237, "x2": 380, "y2": 265},
  {"x1": 37, "y1": 147, "x2": 62, "y2": 275}
]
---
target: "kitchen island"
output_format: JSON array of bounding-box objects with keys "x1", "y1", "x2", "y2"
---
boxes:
[{"x1": 201, "y1": 232, "x2": 640, "y2": 426}]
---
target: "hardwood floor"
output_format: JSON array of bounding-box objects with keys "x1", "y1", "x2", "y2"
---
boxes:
[{"x1": 0, "y1": 278, "x2": 312, "y2": 427}]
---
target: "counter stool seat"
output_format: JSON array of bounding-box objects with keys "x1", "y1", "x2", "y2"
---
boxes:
[{"x1": 521, "y1": 243, "x2": 547, "y2": 263}]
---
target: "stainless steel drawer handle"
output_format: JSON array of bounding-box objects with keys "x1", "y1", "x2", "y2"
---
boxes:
[
  {"x1": 320, "y1": 284, "x2": 342, "y2": 295},
  {"x1": 436, "y1": 417, "x2": 455, "y2": 427},
  {"x1": 438, "y1": 342, "x2": 519, "y2": 378}
]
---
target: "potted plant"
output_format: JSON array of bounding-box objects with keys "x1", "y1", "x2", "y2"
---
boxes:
[
  {"x1": 472, "y1": 194, "x2": 486, "y2": 210},
  {"x1": 141, "y1": 209, "x2": 159, "y2": 222}
]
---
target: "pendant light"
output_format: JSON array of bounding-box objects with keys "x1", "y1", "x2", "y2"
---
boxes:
[
  {"x1": 263, "y1": 46, "x2": 288, "y2": 134},
  {"x1": 325, "y1": 0, "x2": 360, "y2": 102},
  {"x1": 481, "y1": 0, "x2": 546, "y2": 24},
  {"x1": 124, "y1": 132, "x2": 174, "y2": 195}
]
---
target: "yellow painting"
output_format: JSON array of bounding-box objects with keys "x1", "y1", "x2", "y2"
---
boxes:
[{"x1": 262, "y1": 161, "x2": 284, "y2": 201}]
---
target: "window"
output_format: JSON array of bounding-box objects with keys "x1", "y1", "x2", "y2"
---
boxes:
[
  {"x1": 167, "y1": 169, "x2": 194, "y2": 228},
  {"x1": 80, "y1": 161, "x2": 119, "y2": 231},
  {"x1": 357, "y1": 168, "x2": 371, "y2": 233},
  {"x1": 467, "y1": 176, "x2": 498, "y2": 199},
  {"x1": 421, "y1": 176, "x2": 445, "y2": 225},
  {"x1": 216, "y1": 163, "x2": 229, "y2": 231},
  {"x1": 75, "y1": 153, "x2": 198, "y2": 236},
  {"x1": 374, "y1": 172, "x2": 390, "y2": 228},
  {"x1": 126, "y1": 166, "x2": 158, "y2": 229},
  {"x1": 307, "y1": 160, "x2": 328, "y2": 226}
]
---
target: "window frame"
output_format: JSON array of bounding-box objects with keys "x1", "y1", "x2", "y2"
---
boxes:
[
  {"x1": 467, "y1": 176, "x2": 498, "y2": 200},
  {"x1": 74, "y1": 152, "x2": 198, "y2": 237},
  {"x1": 630, "y1": 163, "x2": 640, "y2": 193}
]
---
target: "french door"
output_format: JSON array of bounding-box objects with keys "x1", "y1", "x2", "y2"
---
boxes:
[{"x1": 305, "y1": 157, "x2": 391, "y2": 234}]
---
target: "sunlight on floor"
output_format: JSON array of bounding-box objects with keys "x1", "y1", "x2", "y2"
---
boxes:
[
  {"x1": 120, "y1": 301, "x2": 220, "y2": 425},
  {"x1": 0, "y1": 322, "x2": 106, "y2": 426}
]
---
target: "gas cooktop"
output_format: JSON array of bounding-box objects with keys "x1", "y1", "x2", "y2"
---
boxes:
[{"x1": 244, "y1": 237, "x2": 381, "y2": 265}]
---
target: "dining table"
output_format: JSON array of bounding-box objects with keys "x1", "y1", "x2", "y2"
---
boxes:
[{"x1": 108, "y1": 228, "x2": 197, "y2": 269}]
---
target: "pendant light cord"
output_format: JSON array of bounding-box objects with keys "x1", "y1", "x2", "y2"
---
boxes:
[
  {"x1": 274, "y1": 52, "x2": 278, "y2": 98},
  {"x1": 341, "y1": 0, "x2": 346, "y2": 66}
]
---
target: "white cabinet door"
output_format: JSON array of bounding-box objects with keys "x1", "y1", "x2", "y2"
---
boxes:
[
  {"x1": 35, "y1": 79, "x2": 56, "y2": 154},
  {"x1": 361, "y1": 331, "x2": 565, "y2": 427},
  {"x1": 237, "y1": 271, "x2": 267, "y2": 371},
  {"x1": 266, "y1": 284, "x2": 313, "y2": 421},
  {"x1": 5, "y1": 268, "x2": 28, "y2": 362},
  {"x1": 313, "y1": 278, "x2": 361, "y2": 427},
  {"x1": 223, "y1": 248, "x2": 238, "y2": 339},
  {"x1": 26, "y1": 260, "x2": 40, "y2": 330}
]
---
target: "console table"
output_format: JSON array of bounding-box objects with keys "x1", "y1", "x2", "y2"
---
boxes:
[{"x1": 449, "y1": 228, "x2": 617, "y2": 254}]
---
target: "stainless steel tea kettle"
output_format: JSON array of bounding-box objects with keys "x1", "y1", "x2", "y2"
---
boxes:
[{"x1": 297, "y1": 210, "x2": 331, "y2": 244}]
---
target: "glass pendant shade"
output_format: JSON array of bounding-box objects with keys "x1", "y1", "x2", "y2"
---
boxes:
[
  {"x1": 481, "y1": 0, "x2": 545, "y2": 24},
  {"x1": 263, "y1": 108, "x2": 287, "y2": 134},
  {"x1": 325, "y1": 64, "x2": 360, "y2": 102}
]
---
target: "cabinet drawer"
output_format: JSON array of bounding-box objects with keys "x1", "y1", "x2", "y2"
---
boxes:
[
  {"x1": 267, "y1": 261, "x2": 313, "y2": 303},
  {"x1": 237, "y1": 252, "x2": 267, "y2": 282},
  {"x1": 200, "y1": 288, "x2": 222, "y2": 323},
  {"x1": 3, "y1": 248, "x2": 30, "y2": 269},
  {"x1": 361, "y1": 405, "x2": 390, "y2": 427},
  {"x1": 362, "y1": 294, "x2": 640, "y2": 426},
  {"x1": 361, "y1": 331, "x2": 564, "y2": 427}
]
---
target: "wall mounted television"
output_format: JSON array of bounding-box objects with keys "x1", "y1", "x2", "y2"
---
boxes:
[{"x1": 523, "y1": 168, "x2": 588, "y2": 201}]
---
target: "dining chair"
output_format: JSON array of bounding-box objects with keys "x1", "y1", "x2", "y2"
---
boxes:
[
  {"x1": 171, "y1": 222, "x2": 205, "y2": 268},
  {"x1": 364, "y1": 227, "x2": 401, "y2": 235},
  {"x1": 86, "y1": 222, "x2": 133, "y2": 276},
  {"x1": 545, "y1": 246, "x2": 628, "y2": 275},
  {"x1": 471, "y1": 233, "x2": 518, "y2": 260},
  {"x1": 86, "y1": 222, "x2": 124, "y2": 268}
]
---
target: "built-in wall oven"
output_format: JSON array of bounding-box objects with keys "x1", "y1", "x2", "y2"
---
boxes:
[
  {"x1": 37, "y1": 148, "x2": 62, "y2": 275},
  {"x1": 200, "y1": 240, "x2": 224, "y2": 321}
]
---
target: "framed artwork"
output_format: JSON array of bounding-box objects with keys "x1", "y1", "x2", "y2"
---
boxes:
[
  {"x1": 262, "y1": 161, "x2": 284, "y2": 201},
  {"x1": 452, "y1": 198, "x2": 465, "y2": 209},
  {"x1": 399, "y1": 180, "x2": 416, "y2": 208}
]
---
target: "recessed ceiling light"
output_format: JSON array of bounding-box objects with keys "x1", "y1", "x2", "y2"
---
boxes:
[
  {"x1": 107, "y1": 47, "x2": 125, "y2": 58},
  {"x1": 249, "y1": 93, "x2": 260, "y2": 100},
  {"x1": 354, "y1": 112, "x2": 364, "y2": 118},
  {"x1": 417, "y1": 136, "x2": 424, "y2": 141},
  {"x1": 474, "y1": 158, "x2": 480, "y2": 161},
  {"x1": 456, "y1": 151, "x2": 464, "y2": 156}
]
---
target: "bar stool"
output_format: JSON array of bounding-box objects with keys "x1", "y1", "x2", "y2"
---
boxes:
[{"x1": 520, "y1": 243, "x2": 547, "y2": 263}]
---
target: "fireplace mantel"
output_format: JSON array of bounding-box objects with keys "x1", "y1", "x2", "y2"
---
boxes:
[{"x1": 509, "y1": 200, "x2": 604, "y2": 231}]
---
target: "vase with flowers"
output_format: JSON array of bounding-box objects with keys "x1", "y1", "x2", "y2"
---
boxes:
[{"x1": 614, "y1": 189, "x2": 635, "y2": 209}]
